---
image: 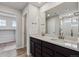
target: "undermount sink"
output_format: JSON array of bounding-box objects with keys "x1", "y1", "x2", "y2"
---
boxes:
[
  {"x1": 51, "y1": 37, "x2": 77, "y2": 44},
  {"x1": 64, "y1": 42, "x2": 77, "y2": 48},
  {"x1": 50, "y1": 38, "x2": 77, "y2": 48},
  {"x1": 40, "y1": 34, "x2": 78, "y2": 48},
  {"x1": 50, "y1": 38, "x2": 64, "y2": 43}
]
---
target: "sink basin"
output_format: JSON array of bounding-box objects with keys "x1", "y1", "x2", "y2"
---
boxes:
[
  {"x1": 51, "y1": 37, "x2": 77, "y2": 44},
  {"x1": 64, "y1": 42, "x2": 77, "y2": 48},
  {"x1": 51, "y1": 39, "x2": 77, "y2": 48},
  {"x1": 51, "y1": 38, "x2": 65, "y2": 43}
]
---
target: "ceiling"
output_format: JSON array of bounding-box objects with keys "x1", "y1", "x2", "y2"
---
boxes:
[
  {"x1": 30, "y1": 2, "x2": 46, "y2": 7},
  {"x1": 46, "y1": 2, "x2": 78, "y2": 19},
  {"x1": 0, "y1": 2, "x2": 28, "y2": 11},
  {"x1": 0, "y1": 2, "x2": 46, "y2": 11}
]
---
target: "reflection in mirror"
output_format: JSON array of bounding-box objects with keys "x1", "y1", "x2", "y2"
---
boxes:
[
  {"x1": 60, "y1": 13, "x2": 78, "y2": 40},
  {"x1": 46, "y1": 2, "x2": 78, "y2": 42}
]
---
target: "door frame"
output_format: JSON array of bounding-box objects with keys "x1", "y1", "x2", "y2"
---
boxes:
[{"x1": 22, "y1": 14, "x2": 27, "y2": 48}]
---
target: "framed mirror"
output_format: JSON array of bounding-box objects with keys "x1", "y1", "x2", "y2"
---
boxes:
[{"x1": 46, "y1": 2, "x2": 78, "y2": 41}]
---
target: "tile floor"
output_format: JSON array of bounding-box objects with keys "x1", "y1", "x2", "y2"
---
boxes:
[{"x1": 0, "y1": 41, "x2": 27, "y2": 57}]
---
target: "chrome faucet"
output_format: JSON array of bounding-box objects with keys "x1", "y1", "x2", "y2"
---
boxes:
[{"x1": 58, "y1": 28, "x2": 64, "y2": 39}]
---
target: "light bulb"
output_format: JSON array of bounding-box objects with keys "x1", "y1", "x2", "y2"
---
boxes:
[{"x1": 47, "y1": 14, "x2": 50, "y2": 17}]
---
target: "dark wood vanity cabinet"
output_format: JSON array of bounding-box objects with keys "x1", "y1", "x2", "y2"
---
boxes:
[
  {"x1": 30, "y1": 37, "x2": 42, "y2": 57},
  {"x1": 30, "y1": 38, "x2": 35, "y2": 56},
  {"x1": 30, "y1": 37, "x2": 79, "y2": 57}
]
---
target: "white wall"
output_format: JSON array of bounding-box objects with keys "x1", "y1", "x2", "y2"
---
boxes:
[
  {"x1": 22, "y1": 4, "x2": 40, "y2": 56},
  {"x1": 28, "y1": 4, "x2": 39, "y2": 35},
  {"x1": 0, "y1": 5, "x2": 22, "y2": 49},
  {"x1": 27, "y1": 4, "x2": 40, "y2": 55},
  {"x1": 16, "y1": 12, "x2": 22, "y2": 49},
  {"x1": 39, "y1": 11, "x2": 46, "y2": 34}
]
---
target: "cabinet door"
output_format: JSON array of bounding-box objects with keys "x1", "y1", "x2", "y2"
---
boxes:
[
  {"x1": 42, "y1": 41, "x2": 55, "y2": 57},
  {"x1": 42, "y1": 46, "x2": 54, "y2": 57},
  {"x1": 30, "y1": 37, "x2": 42, "y2": 57},
  {"x1": 30, "y1": 40, "x2": 35, "y2": 56},
  {"x1": 42, "y1": 40, "x2": 55, "y2": 49},
  {"x1": 34, "y1": 43, "x2": 42, "y2": 57}
]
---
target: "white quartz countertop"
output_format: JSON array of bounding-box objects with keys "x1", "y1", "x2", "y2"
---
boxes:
[{"x1": 30, "y1": 34, "x2": 79, "y2": 52}]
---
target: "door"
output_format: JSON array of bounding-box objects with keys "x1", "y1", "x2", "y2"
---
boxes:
[{"x1": 22, "y1": 14, "x2": 27, "y2": 48}]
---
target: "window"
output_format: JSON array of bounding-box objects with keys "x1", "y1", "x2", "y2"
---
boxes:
[
  {"x1": 12, "y1": 21, "x2": 16, "y2": 27},
  {"x1": 64, "y1": 18, "x2": 71, "y2": 23},
  {"x1": 0, "y1": 20, "x2": 6, "y2": 26}
]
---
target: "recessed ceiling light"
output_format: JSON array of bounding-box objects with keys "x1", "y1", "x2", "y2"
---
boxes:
[{"x1": 47, "y1": 14, "x2": 50, "y2": 17}]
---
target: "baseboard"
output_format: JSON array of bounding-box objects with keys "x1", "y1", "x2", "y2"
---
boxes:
[
  {"x1": 16, "y1": 47, "x2": 26, "y2": 56},
  {"x1": 17, "y1": 47, "x2": 26, "y2": 50}
]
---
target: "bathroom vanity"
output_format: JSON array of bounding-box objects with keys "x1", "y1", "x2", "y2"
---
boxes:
[
  {"x1": 30, "y1": 35, "x2": 79, "y2": 57},
  {"x1": 30, "y1": 2, "x2": 79, "y2": 57}
]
